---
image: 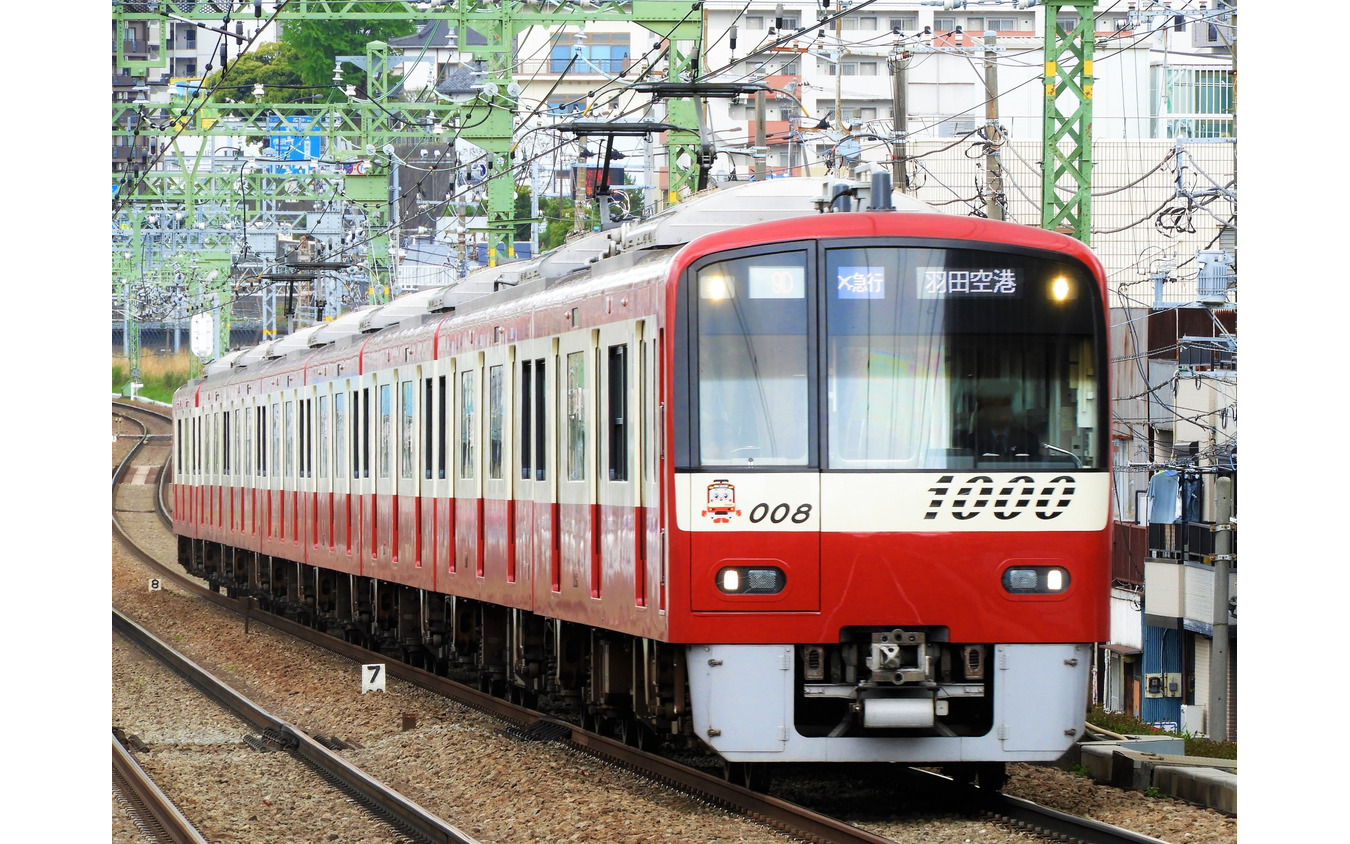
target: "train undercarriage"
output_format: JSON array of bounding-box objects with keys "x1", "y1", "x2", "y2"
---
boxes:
[{"x1": 180, "y1": 536, "x2": 1052, "y2": 792}]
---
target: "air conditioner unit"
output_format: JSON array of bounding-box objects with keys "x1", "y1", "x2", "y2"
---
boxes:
[
  {"x1": 1191, "y1": 3, "x2": 1233, "y2": 50},
  {"x1": 939, "y1": 119, "x2": 978, "y2": 137},
  {"x1": 1180, "y1": 703, "x2": 1207, "y2": 737}
]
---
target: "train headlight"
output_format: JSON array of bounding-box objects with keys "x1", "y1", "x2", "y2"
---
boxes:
[
  {"x1": 1002, "y1": 566, "x2": 1070, "y2": 595},
  {"x1": 717, "y1": 566, "x2": 785, "y2": 595}
]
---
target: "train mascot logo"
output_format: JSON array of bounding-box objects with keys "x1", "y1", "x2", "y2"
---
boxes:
[{"x1": 701, "y1": 480, "x2": 741, "y2": 523}]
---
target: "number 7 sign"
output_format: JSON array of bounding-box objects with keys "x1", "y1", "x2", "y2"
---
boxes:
[{"x1": 361, "y1": 663, "x2": 386, "y2": 694}]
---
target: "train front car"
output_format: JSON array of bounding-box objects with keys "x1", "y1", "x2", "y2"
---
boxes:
[{"x1": 666, "y1": 210, "x2": 1110, "y2": 782}]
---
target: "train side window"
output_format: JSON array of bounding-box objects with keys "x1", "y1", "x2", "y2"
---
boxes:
[
  {"x1": 350, "y1": 390, "x2": 360, "y2": 479},
  {"x1": 257, "y1": 405, "x2": 267, "y2": 477},
  {"x1": 285, "y1": 401, "x2": 295, "y2": 478},
  {"x1": 300, "y1": 399, "x2": 309, "y2": 479},
  {"x1": 520, "y1": 361, "x2": 533, "y2": 480},
  {"x1": 401, "y1": 379, "x2": 415, "y2": 480},
  {"x1": 437, "y1": 375, "x2": 448, "y2": 480},
  {"x1": 272, "y1": 402, "x2": 282, "y2": 480},
  {"x1": 423, "y1": 377, "x2": 434, "y2": 480},
  {"x1": 489, "y1": 365, "x2": 504, "y2": 480},
  {"x1": 223, "y1": 408, "x2": 232, "y2": 475},
  {"x1": 318, "y1": 395, "x2": 330, "y2": 479},
  {"x1": 335, "y1": 392, "x2": 348, "y2": 479},
  {"x1": 243, "y1": 407, "x2": 253, "y2": 477},
  {"x1": 608, "y1": 344, "x2": 628, "y2": 481},
  {"x1": 534, "y1": 360, "x2": 546, "y2": 480},
  {"x1": 566, "y1": 351, "x2": 586, "y2": 481},
  {"x1": 379, "y1": 384, "x2": 393, "y2": 479},
  {"x1": 460, "y1": 370, "x2": 476, "y2": 479},
  {"x1": 361, "y1": 387, "x2": 371, "y2": 479}
]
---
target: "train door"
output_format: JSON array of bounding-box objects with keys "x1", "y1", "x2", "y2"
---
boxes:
[
  {"x1": 597, "y1": 320, "x2": 637, "y2": 613},
  {"x1": 374, "y1": 369, "x2": 395, "y2": 565},
  {"x1": 425, "y1": 362, "x2": 451, "y2": 584},
  {"x1": 556, "y1": 328, "x2": 599, "y2": 605},
  {"x1": 517, "y1": 340, "x2": 552, "y2": 601},
  {"x1": 242, "y1": 399, "x2": 252, "y2": 544},
  {"x1": 640, "y1": 319, "x2": 665, "y2": 613},
  {"x1": 265, "y1": 394, "x2": 283, "y2": 555},
  {"x1": 286, "y1": 389, "x2": 301, "y2": 552},
  {"x1": 396, "y1": 368, "x2": 422, "y2": 574},
  {"x1": 482, "y1": 345, "x2": 518, "y2": 593},
  {"x1": 453, "y1": 353, "x2": 485, "y2": 587},
  {"x1": 315, "y1": 385, "x2": 332, "y2": 564},
  {"x1": 298, "y1": 385, "x2": 315, "y2": 561},
  {"x1": 353, "y1": 377, "x2": 375, "y2": 576}
]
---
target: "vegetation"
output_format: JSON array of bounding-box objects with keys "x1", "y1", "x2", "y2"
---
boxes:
[
  {"x1": 203, "y1": 41, "x2": 310, "y2": 105},
  {"x1": 113, "y1": 353, "x2": 193, "y2": 404},
  {"x1": 279, "y1": 10, "x2": 415, "y2": 93},
  {"x1": 1087, "y1": 705, "x2": 1236, "y2": 760}
]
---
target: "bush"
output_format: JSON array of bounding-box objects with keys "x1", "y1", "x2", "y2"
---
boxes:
[
  {"x1": 113, "y1": 352, "x2": 192, "y2": 403},
  {"x1": 1087, "y1": 706, "x2": 1236, "y2": 759}
]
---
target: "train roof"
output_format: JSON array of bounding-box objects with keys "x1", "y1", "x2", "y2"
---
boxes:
[{"x1": 195, "y1": 174, "x2": 935, "y2": 380}]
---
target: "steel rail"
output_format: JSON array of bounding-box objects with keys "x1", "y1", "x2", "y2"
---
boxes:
[
  {"x1": 113, "y1": 609, "x2": 481, "y2": 844},
  {"x1": 904, "y1": 767, "x2": 1169, "y2": 844},
  {"x1": 112, "y1": 734, "x2": 209, "y2": 844}
]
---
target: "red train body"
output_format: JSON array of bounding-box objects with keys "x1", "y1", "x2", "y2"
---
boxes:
[{"x1": 174, "y1": 178, "x2": 1110, "y2": 781}]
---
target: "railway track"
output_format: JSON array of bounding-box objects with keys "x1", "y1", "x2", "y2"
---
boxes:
[
  {"x1": 111, "y1": 399, "x2": 1179, "y2": 844},
  {"x1": 114, "y1": 608, "x2": 478, "y2": 844},
  {"x1": 112, "y1": 731, "x2": 208, "y2": 844}
]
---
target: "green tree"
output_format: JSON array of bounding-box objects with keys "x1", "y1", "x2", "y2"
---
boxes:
[
  {"x1": 279, "y1": 9, "x2": 416, "y2": 94},
  {"x1": 204, "y1": 42, "x2": 309, "y2": 105}
]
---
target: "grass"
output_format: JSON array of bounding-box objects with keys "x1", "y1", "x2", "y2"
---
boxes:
[
  {"x1": 1088, "y1": 705, "x2": 1237, "y2": 760},
  {"x1": 113, "y1": 352, "x2": 193, "y2": 404}
]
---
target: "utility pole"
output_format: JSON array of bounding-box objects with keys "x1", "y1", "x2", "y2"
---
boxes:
[
  {"x1": 573, "y1": 153, "x2": 588, "y2": 237},
  {"x1": 983, "y1": 30, "x2": 1004, "y2": 220},
  {"x1": 754, "y1": 90, "x2": 767, "y2": 180},
  {"x1": 888, "y1": 49, "x2": 910, "y2": 191},
  {"x1": 835, "y1": 9, "x2": 844, "y2": 131},
  {"x1": 1208, "y1": 477, "x2": 1233, "y2": 741}
]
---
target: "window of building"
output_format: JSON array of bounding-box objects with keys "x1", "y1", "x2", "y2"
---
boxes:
[
  {"x1": 551, "y1": 32, "x2": 630, "y2": 74},
  {"x1": 841, "y1": 16, "x2": 878, "y2": 31},
  {"x1": 890, "y1": 15, "x2": 918, "y2": 32}
]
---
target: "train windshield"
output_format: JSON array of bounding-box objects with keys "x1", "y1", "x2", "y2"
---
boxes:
[{"x1": 684, "y1": 242, "x2": 1106, "y2": 471}]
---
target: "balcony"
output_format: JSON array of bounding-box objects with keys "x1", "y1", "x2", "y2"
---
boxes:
[
  {"x1": 1143, "y1": 520, "x2": 1236, "y2": 634},
  {"x1": 1147, "y1": 521, "x2": 1236, "y2": 564},
  {"x1": 1143, "y1": 554, "x2": 1236, "y2": 635}
]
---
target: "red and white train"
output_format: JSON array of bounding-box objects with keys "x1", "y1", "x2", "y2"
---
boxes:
[{"x1": 173, "y1": 176, "x2": 1110, "y2": 788}]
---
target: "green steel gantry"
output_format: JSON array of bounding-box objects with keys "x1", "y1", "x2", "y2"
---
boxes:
[
  {"x1": 1040, "y1": 0, "x2": 1095, "y2": 244},
  {"x1": 112, "y1": 1, "x2": 703, "y2": 377}
]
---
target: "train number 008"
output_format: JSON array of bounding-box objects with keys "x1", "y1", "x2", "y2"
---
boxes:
[{"x1": 748, "y1": 502, "x2": 813, "y2": 524}]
